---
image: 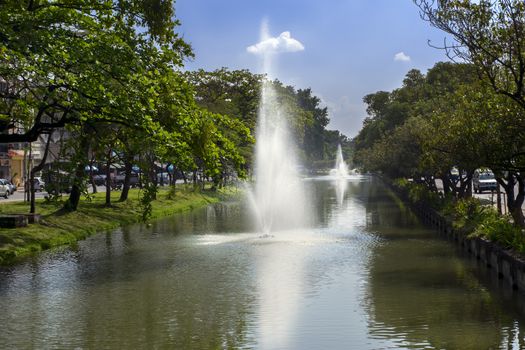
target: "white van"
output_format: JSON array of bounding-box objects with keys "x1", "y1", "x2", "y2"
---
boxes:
[{"x1": 473, "y1": 170, "x2": 498, "y2": 193}]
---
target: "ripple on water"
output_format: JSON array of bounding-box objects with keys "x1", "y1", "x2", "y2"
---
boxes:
[{"x1": 1, "y1": 178, "x2": 525, "y2": 349}]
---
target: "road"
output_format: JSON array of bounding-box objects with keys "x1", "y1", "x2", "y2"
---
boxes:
[
  {"x1": 1, "y1": 189, "x2": 47, "y2": 202},
  {"x1": 435, "y1": 179, "x2": 514, "y2": 213},
  {"x1": 0, "y1": 183, "x2": 176, "y2": 203},
  {"x1": 0, "y1": 185, "x2": 107, "y2": 203}
]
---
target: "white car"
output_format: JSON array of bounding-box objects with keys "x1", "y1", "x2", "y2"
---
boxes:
[
  {"x1": 0, "y1": 179, "x2": 10, "y2": 198},
  {"x1": 6, "y1": 181, "x2": 16, "y2": 194},
  {"x1": 33, "y1": 177, "x2": 45, "y2": 192}
]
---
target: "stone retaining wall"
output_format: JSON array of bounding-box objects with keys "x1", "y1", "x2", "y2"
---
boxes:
[{"x1": 391, "y1": 183, "x2": 525, "y2": 293}]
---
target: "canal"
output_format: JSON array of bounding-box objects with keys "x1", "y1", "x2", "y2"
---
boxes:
[{"x1": 1, "y1": 176, "x2": 524, "y2": 349}]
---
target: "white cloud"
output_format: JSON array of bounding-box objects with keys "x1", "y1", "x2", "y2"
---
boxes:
[
  {"x1": 394, "y1": 52, "x2": 411, "y2": 62},
  {"x1": 247, "y1": 31, "x2": 305, "y2": 55}
]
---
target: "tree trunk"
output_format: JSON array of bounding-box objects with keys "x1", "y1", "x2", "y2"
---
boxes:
[
  {"x1": 66, "y1": 162, "x2": 85, "y2": 211},
  {"x1": 88, "y1": 155, "x2": 97, "y2": 193},
  {"x1": 64, "y1": 132, "x2": 90, "y2": 212},
  {"x1": 457, "y1": 170, "x2": 473, "y2": 198},
  {"x1": 497, "y1": 183, "x2": 502, "y2": 215},
  {"x1": 512, "y1": 174, "x2": 525, "y2": 227},
  {"x1": 29, "y1": 173, "x2": 36, "y2": 214},
  {"x1": 149, "y1": 158, "x2": 157, "y2": 200},
  {"x1": 442, "y1": 175, "x2": 451, "y2": 195},
  {"x1": 119, "y1": 156, "x2": 132, "y2": 202},
  {"x1": 498, "y1": 172, "x2": 525, "y2": 227},
  {"x1": 90, "y1": 171, "x2": 97, "y2": 193},
  {"x1": 30, "y1": 135, "x2": 52, "y2": 213},
  {"x1": 105, "y1": 150, "x2": 112, "y2": 206}
]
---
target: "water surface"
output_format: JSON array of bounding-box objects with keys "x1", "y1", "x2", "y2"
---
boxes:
[{"x1": 1, "y1": 176, "x2": 524, "y2": 349}]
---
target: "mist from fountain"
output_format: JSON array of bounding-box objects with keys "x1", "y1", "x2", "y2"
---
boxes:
[
  {"x1": 248, "y1": 22, "x2": 309, "y2": 234},
  {"x1": 330, "y1": 144, "x2": 349, "y2": 206},
  {"x1": 330, "y1": 144, "x2": 349, "y2": 178}
]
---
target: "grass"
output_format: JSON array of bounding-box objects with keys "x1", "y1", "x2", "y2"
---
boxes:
[{"x1": 0, "y1": 185, "x2": 241, "y2": 265}]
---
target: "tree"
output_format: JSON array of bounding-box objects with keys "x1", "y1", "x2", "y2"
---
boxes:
[
  {"x1": 414, "y1": 1, "x2": 525, "y2": 224},
  {"x1": 297, "y1": 88, "x2": 330, "y2": 163},
  {"x1": 448, "y1": 82, "x2": 525, "y2": 225},
  {"x1": 0, "y1": 0, "x2": 192, "y2": 143},
  {"x1": 184, "y1": 68, "x2": 262, "y2": 172},
  {"x1": 186, "y1": 69, "x2": 347, "y2": 171},
  {"x1": 356, "y1": 115, "x2": 429, "y2": 182},
  {"x1": 185, "y1": 68, "x2": 263, "y2": 131},
  {"x1": 415, "y1": 0, "x2": 525, "y2": 109}
]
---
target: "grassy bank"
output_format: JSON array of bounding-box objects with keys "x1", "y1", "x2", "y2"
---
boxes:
[{"x1": 0, "y1": 185, "x2": 240, "y2": 265}]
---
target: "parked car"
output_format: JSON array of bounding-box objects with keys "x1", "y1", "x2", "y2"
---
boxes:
[
  {"x1": 0, "y1": 179, "x2": 9, "y2": 198},
  {"x1": 33, "y1": 177, "x2": 45, "y2": 192},
  {"x1": 450, "y1": 167, "x2": 460, "y2": 182},
  {"x1": 111, "y1": 173, "x2": 125, "y2": 190},
  {"x1": 43, "y1": 169, "x2": 73, "y2": 194},
  {"x1": 473, "y1": 170, "x2": 498, "y2": 193},
  {"x1": 6, "y1": 181, "x2": 15, "y2": 195},
  {"x1": 157, "y1": 172, "x2": 169, "y2": 186},
  {"x1": 93, "y1": 174, "x2": 107, "y2": 186},
  {"x1": 129, "y1": 173, "x2": 140, "y2": 188}
]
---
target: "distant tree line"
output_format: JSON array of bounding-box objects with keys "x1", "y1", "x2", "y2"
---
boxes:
[
  {"x1": 0, "y1": 1, "x2": 255, "y2": 215},
  {"x1": 0, "y1": 1, "x2": 350, "y2": 217},
  {"x1": 185, "y1": 68, "x2": 353, "y2": 171},
  {"x1": 354, "y1": 0, "x2": 525, "y2": 227}
]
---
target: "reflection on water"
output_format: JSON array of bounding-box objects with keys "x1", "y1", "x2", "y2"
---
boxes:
[
  {"x1": 1, "y1": 176, "x2": 525, "y2": 349},
  {"x1": 334, "y1": 177, "x2": 348, "y2": 207}
]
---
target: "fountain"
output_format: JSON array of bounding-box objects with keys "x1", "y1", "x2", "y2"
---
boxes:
[
  {"x1": 248, "y1": 22, "x2": 309, "y2": 234},
  {"x1": 330, "y1": 144, "x2": 349, "y2": 178},
  {"x1": 330, "y1": 144, "x2": 349, "y2": 206}
]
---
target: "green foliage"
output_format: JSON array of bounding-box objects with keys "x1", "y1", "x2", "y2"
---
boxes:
[
  {"x1": 413, "y1": 1, "x2": 525, "y2": 224},
  {"x1": 415, "y1": 0, "x2": 525, "y2": 109},
  {"x1": 186, "y1": 68, "x2": 352, "y2": 171},
  {"x1": 354, "y1": 58, "x2": 525, "y2": 228},
  {"x1": 393, "y1": 174, "x2": 525, "y2": 252},
  {"x1": 396, "y1": 177, "x2": 525, "y2": 253},
  {"x1": 0, "y1": 1, "x2": 263, "y2": 216},
  {"x1": 166, "y1": 185, "x2": 177, "y2": 200},
  {"x1": 393, "y1": 178, "x2": 410, "y2": 189},
  {"x1": 474, "y1": 213, "x2": 525, "y2": 253},
  {"x1": 354, "y1": 62, "x2": 482, "y2": 181},
  {"x1": 408, "y1": 182, "x2": 442, "y2": 207},
  {"x1": 0, "y1": 0, "x2": 192, "y2": 143},
  {"x1": 184, "y1": 68, "x2": 263, "y2": 131},
  {"x1": 139, "y1": 182, "x2": 157, "y2": 222},
  {"x1": 450, "y1": 197, "x2": 487, "y2": 232}
]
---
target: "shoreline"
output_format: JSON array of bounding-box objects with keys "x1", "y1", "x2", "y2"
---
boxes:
[
  {"x1": 383, "y1": 177, "x2": 525, "y2": 293},
  {"x1": 0, "y1": 186, "x2": 240, "y2": 265}
]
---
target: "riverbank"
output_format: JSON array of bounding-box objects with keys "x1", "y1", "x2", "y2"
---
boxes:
[
  {"x1": 0, "y1": 186, "x2": 240, "y2": 265},
  {"x1": 384, "y1": 177, "x2": 525, "y2": 292}
]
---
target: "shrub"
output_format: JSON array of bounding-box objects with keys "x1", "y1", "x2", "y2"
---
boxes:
[
  {"x1": 406, "y1": 183, "x2": 442, "y2": 207},
  {"x1": 474, "y1": 213, "x2": 525, "y2": 253},
  {"x1": 451, "y1": 197, "x2": 487, "y2": 232},
  {"x1": 166, "y1": 185, "x2": 177, "y2": 200},
  {"x1": 393, "y1": 178, "x2": 410, "y2": 189},
  {"x1": 391, "y1": 177, "x2": 525, "y2": 254}
]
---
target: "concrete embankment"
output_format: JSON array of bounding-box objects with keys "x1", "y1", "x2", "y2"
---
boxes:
[{"x1": 389, "y1": 182, "x2": 525, "y2": 293}]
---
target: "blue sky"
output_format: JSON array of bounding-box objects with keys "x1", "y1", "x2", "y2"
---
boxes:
[{"x1": 176, "y1": 0, "x2": 450, "y2": 137}]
